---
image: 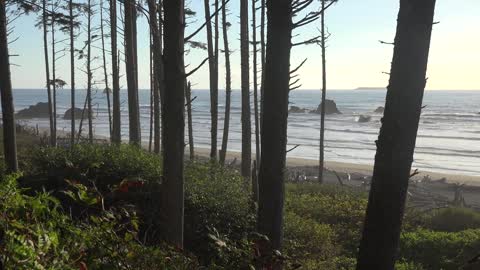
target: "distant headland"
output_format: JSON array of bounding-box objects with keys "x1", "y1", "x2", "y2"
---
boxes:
[{"x1": 354, "y1": 87, "x2": 386, "y2": 90}]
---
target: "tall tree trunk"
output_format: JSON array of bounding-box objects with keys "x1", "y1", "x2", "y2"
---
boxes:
[
  {"x1": 257, "y1": 0, "x2": 292, "y2": 257},
  {"x1": 356, "y1": 1, "x2": 437, "y2": 269},
  {"x1": 0, "y1": 1, "x2": 18, "y2": 173},
  {"x1": 318, "y1": 0, "x2": 327, "y2": 183},
  {"x1": 259, "y1": 0, "x2": 265, "y2": 132},
  {"x1": 87, "y1": 0, "x2": 93, "y2": 143},
  {"x1": 110, "y1": 0, "x2": 121, "y2": 144},
  {"x1": 162, "y1": 0, "x2": 185, "y2": 247},
  {"x1": 148, "y1": 35, "x2": 154, "y2": 152},
  {"x1": 252, "y1": 0, "x2": 260, "y2": 168},
  {"x1": 42, "y1": 0, "x2": 56, "y2": 147},
  {"x1": 69, "y1": 0, "x2": 75, "y2": 148},
  {"x1": 51, "y1": 5, "x2": 57, "y2": 136},
  {"x1": 147, "y1": 0, "x2": 163, "y2": 154},
  {"x1": 219, "y1": 0, "x2": 231, "y2": 165},
  {"x1": 124, "y1": 0, "x2": 141, "y2": 145},
  {"x1": 240, "y1": 0, "x2": 251, "y2": 179},
  {"x1": 185, "y1": 81, "x2": 194, "y2": 160},
  {"x1": 203, "y1": 0, "x2": 218, "y2": 160},
  {"x1": 100, "y1": 0, "x2": 112, "y2": 141}
]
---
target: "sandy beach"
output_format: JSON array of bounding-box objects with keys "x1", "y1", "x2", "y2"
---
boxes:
[{"x1": 193, "y1": 147, "x2": 480, "y2": 185}]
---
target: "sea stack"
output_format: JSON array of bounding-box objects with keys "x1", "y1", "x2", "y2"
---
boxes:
[
  {"x1": 374, "y1": 106, "x2": 385, "y2": 113},
  {"x1": 312, "y1": 99, "x2": 341, "y2": 114},
  {"x1": 15, "y1": 102, "x2": 51, "y2": 119}
]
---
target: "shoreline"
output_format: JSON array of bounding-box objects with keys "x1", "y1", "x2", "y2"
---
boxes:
[
  {"x1": 29, "y1": 125, "x2": 480, "y2": 186},
  {"x1": 193, "y1": 147, "x2": 480, "y2": 186}
]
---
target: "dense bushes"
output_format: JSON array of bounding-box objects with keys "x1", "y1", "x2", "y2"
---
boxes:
[
  {"x1": 0, "y1": 174, "x2": 197, "y2": 270},
  {"x1": 2, "y1": 144, "x2": 480, "y2": 269},
  {"x1": 426, "y1": 207, "x2": 480, "y2": 232},
  {"x1": 400, "y1": 229, "x2": 480, "y2": 270}
]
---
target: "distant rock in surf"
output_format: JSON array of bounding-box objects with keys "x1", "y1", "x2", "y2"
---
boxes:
[
  {"x1": 16, "y1": 102, "x2": 51, "y2": 119},
  {"x1": 374, "y1": 106, "x2": 385, "y2": 113},
  {"x1": 311, "y1": 99, "x2": 341, "y2": 114},
  {"x1": 64, "y1": 108, "x2": 94, "y2": 120},
  {"x1": 289, "y1": 106, "x2": 307, "y2": 113},
  {"x1": 357, "y1": 115, "x2": 372, "y2": 123}
]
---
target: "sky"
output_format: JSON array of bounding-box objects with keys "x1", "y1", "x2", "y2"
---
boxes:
[{"x1": 6, "y1": 0, "x2": 480, "y2": 91}]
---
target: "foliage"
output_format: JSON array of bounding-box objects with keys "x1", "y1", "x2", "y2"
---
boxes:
[
  {"x1": 425, "y1": 207, "x2": 480, "y2": 232},
  {"x1": 24, "y1": 144, "x2": 162, "y2": 191},
  {"x1": 283, "y1": 211, "x2": 338, "y2": 269},
  {"x1": 183, "y1": 161, "x2": 256, "y2": 267},
  {"x1": 2, "y1": 143, "x2": 480, "y2": 269},
  {"x1": 0, "y1": 174, "x2": 196, "y2": 270},
  {"x1": 285, "y1": 182, "x2": 368, "y2": 256},
  {"x1": 399, "y1": 228, "x2": 480, "y2": 270}
]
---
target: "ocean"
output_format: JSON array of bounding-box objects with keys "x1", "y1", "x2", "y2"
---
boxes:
[{"x1": 10, "y1": 89, "x2": 480, "y2": 177}]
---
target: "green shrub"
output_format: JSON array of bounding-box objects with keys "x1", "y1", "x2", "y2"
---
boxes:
[
  {"x1": 24, "y1": 144, "x2": 162, "y2": 191},
  {"x1": 183, "y1": 161, "x2": 256, "y2": 267},
  {"x1": 283, "y1": 211, "x2": 338, "y2": 268},
  {"x1": 399, "y1": 228, "x2": 480, "y2": 270},
  {"x1": 285, "y1": 183, "x2": 367, "y2": 256},
  {"x1": 426, "y1": 207, "x2": 480, "y2": 232},
  {"x1": 0, "y1": 174, "x2": 196, "y2": 270}
]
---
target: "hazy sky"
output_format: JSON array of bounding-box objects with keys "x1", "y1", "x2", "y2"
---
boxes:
[{"x1": 7, "y1": 0, "x2": 480, "y2": 90}]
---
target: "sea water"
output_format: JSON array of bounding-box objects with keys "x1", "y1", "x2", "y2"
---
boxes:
[{"x1": 10, "y1": 89, "x2": 480, "y2": 177}]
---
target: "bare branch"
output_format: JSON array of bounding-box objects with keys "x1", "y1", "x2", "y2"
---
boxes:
[
  {"x1": 290, "y1": 58, "x2": 307, "y2": 74},
  {"x1": 185, "y1": 57, "x2": 209, "y2": 77}
]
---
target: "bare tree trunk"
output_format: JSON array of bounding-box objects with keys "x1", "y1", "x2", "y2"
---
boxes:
[
  {"x1": 0, "y1": 1, "x2": 18, "y2": 173},
  {"x1": 219, "y1": 0, "x2": 231, "y2": 165},
  {"x1": 51, "y1": 4, "x2": 57, "y2": 137},
  {"x1": 100, "y1": 0, "x2": 112, "y2": 141},
  {"x1": 259, "y1": 0, "x2": 265, "y2": 132},
  {"x1": 42, "y1": 0, "x2": 56, "y2": 147},
  {"x1": 69, "y1": 0, "x2": 75, "y2": 148},
  {"x1": 240, "y1": 0, "x2": 251, "y2": 179},
  {"x1": 356, "y1": 1, "x2": 437, "y2": 269},
  {"x1": 110, "y1": 0, "x2": 121, "y2": 144},
  {"x1": 162, "y1": 0, "x2": 185, "y2": 247},
  {"x1": 148, "y1": 33, "x2": 154, "y2": 152},
  {"x1": 185, "y1": 81, "x2": 194, "y2": 160},
  {"x1": 252, "y1": 0, "x2": 260, "y2": 168},
  {"x1": 147, "y1": 0, "x2": 163, "y2": 154},
  {"x1": 257, "y1": 0, "x2": 292, "y2": 258},
  {"x1": 87, "y1": 0, "x2": 93, "y2": 143},
  {"x1": 318, "y1": 0, "x2": 327, "y2": 183},
  {"x1": 124, "y1": 0, "x2": 141, "y2": 145},
  {"x1": 77, "y1": 94, "x2": 88, "y2": 142},
  {"x1": 203, "y1": 0, "x2": 218, "y2": 160}
]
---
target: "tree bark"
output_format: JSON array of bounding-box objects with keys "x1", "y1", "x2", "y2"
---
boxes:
[
  {"x1": 100, "y1": 0, "x2": 113, "y2": 141},
  {"x1": 87, "y1": 0, "x2": 93, "y2": 143},
  {"x1": 147, "y1": 0, "x2": 163, "y2": 154},
  {"x1": 0, "y1": 1, "x2": 18, "y2": 173},
  {"x1": 257, "y1": 0, "x2": 292, "y2": 257},
  {"x1": 219, "y1": 0, "x2": 231, "y2": 165},
  {"x1": 185, "y1": 81, "x2": 194, "y2": 160},
  {"x1": 203, "y1": 0, "x2": 218, "y2": 160},
  {"x1": 356, "y1": 1, "x2": 437, "y2": 269},
  {"x1": 149, "y1": 33, "x2": 154, "y2": 152},
  {"x1": 42, "y1": 0, "x2": 56, "y2": 147},
  {"x1": 69, "y1": 0, "x2": 75, "y2": 148},
  {"x1": 124, "y1": 0, "x2": 141, "y2": 145},
  {"x1": 51, "y1": 4, "x2": 57, "y2": 137},
  {"x1": 110, "y1": 0, "x2": 121, "y2": 144},
  {"x1": 240, "y1": 0, "x2": 251, "y2": 179},
  {"x1": 259, "y1": 0, "x2": 265, "y2": 133},
  {"x1": 319, "y1": 0, "x2": 327, "y2": 183},
  {"x1": 162, "y1": 0, "x2": 185, "y2": 247},
  {"x1": 252, "y1": 0, "x2": 260, "y2": 169}
]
